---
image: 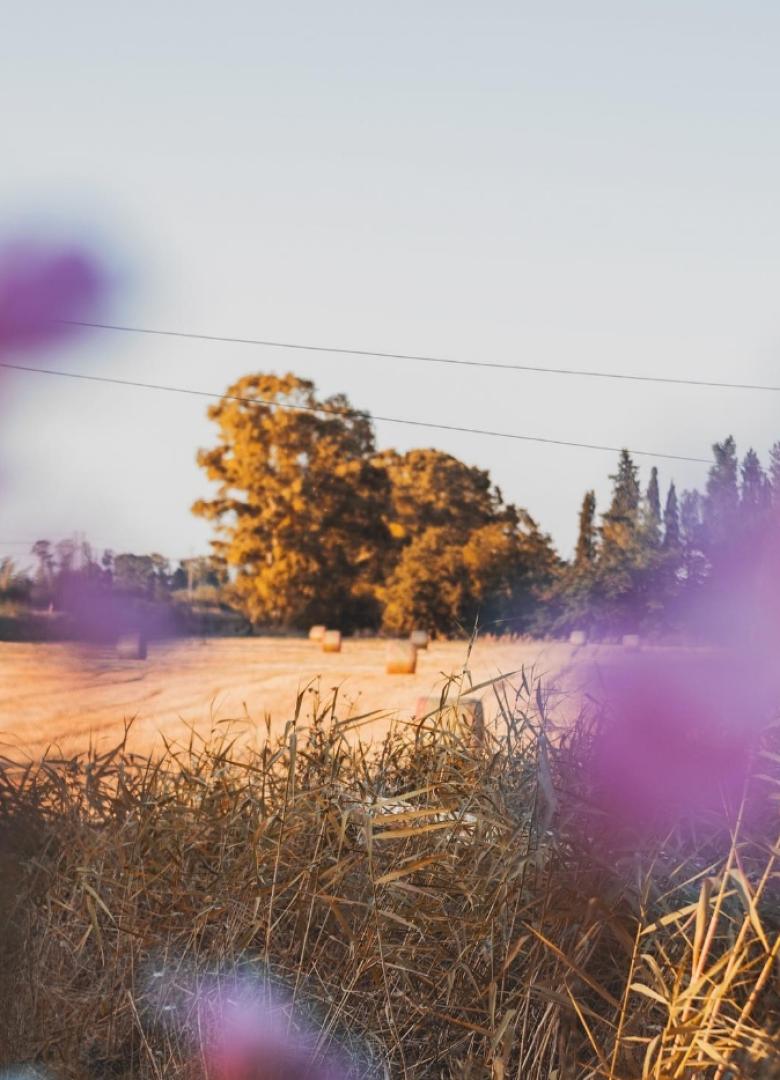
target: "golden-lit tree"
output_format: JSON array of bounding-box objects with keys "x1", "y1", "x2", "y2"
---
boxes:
[
  {"x1": 193, "y1": 373, "x2": 391, "y2": 629},
  {"x1": 381, "y1": 510, "x2": 559, "y2": 636},
  {"x1": 373, "y1": 447, "x2": 506, "y2": 546},
  {"x1": 462, "y1": 515, "x2": 559, "y2": 629},
  {"x1": 380, "y1": 527, "x2": 469, "y2": 636},
  {"x1": 195, "y1": 377, "x2": 560, "y2": 635}
]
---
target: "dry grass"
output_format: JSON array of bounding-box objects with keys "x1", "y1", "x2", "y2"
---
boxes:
[{"x1": 0, "y1": 668, "x2": 778, "y2": 1078}]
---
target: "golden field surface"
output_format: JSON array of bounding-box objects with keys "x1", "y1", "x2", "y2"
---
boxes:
[{"x1": 0, "y1": 636, "x2": 595, "y2": 757}]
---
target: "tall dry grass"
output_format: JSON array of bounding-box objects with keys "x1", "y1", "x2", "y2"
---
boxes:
[{"x1": 0, "y1": 670, "x2": 778, "y2": 1078}]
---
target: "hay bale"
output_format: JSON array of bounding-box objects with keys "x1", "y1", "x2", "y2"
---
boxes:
[
  {"x1": 116, "y1": 633, "x2": 147, "y2": 660},
  {"x1": 308, "y1": 625, "x2": 326, "y2": 642},
  {"x1": 569, "y1": 629, "x2": 587, "y2": 646},
  {"x1": 321, "y1": 630, "x2": 342, "y2": 654},
  {"x1": 415, "y1": 695, "x2": 485, "y2": 744},
  {"x1": 622, "y1": 633, "x2": 641, "y2": 650},
  {"x1": 386, "y1": 641, "x2": 417, "y2": 675},
  {"x1": 410, "y1": 629, "x2": 429, "y2": 650}
]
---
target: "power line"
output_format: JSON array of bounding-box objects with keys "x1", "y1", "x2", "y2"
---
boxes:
[
  {"x1": 0, "y1": 359, "x2": 710, "y2": 463},
  {"x1": 64, "y1": 319, "x2": 780, "y2": 394}
]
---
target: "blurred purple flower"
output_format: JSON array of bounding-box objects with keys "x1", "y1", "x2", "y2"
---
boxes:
[
  {"x1": 59, "y1": 576, "x2": 174, "y2": 646},
  {"x1": 0, "y1": 240, "x2": 108, "y2": 355},
  {"x1": 588, "y1": 651, "x2": 754, "y2": 825},
  {"x1": 192, "y1": 977, "x2": 351, "y2": 1080},
  {"x1": 585, "y1": 538, "x2": 780, "y2": 830}
]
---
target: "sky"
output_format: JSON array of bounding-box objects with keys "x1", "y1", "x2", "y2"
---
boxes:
[{"x1": 2, "y1": 2, "x2": 780, "y2": 564}]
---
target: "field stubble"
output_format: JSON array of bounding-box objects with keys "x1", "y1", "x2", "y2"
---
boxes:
[{"x1": 0, "y1": 636, "x2": 585, "y2": 757}]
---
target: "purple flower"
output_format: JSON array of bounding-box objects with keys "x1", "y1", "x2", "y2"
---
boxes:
[
  {"x1": 192, "y1": 977, "x2": 351, "y2": 1080},
  {"x1": 0, "y1": 240, "x2": 108, "y2": 355}
]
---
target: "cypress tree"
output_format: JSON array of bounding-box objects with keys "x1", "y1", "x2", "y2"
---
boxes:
[
  {"x1": 647, "y1": 467, "x2": 661, "y2": 524},
  {"x1": 643, "y1": 466, "x2": 662, "y2": 547},
  {"x1": 740, "y1": 448, "x2": 770, "y2": 521},
  {"x1": 768, "y1": 441, "x2": 780, "y2": 508},
  {"x1": 663, "y1": 482, "x2": 680, "y2": 549},
  {"x1": 606, "y1": 450, "x2": 641, "y2": 522},
  {"x1": 703, "y1": 436, "x2": 739, "y2": 548},
  {"x1": 680, "y1": 490, "x2": 704, "y2": 548},
  {"x1": 602, "y1": 450, "x2": 641, "y2": 553},
  {"x1": 575, "y1": 490, "x2": 597, "y2": 566}
]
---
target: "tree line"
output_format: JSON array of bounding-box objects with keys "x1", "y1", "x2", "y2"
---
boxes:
[
  {"x1": 549, "y1": 439, "x2": 780, "y2": 641},
  {"x1": 192, "y1": 372, "x2": 780, "y2": 640},
  {"x1": 4, "y1": 371, "x2": 777, "y2": 642},
  {"x1": 0, "y1": 540, "x2": 230, "y2": 640}
]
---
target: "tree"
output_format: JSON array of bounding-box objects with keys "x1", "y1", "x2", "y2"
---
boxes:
[
  {"x1": 703, "y1": 436, "x2": 739, "y2": 549},
  {"x1": 601, "y1": 450, "x2": 641, "y2": 553},
  {"x1": 55, "y1": 537, "x2": 77, "y2": 576},
  {"x1": 172, "y1": 556, "x2": 227, "y2": 594},
  {"x1": 373, "y1": 448, "x2": 505, "y2": 547},
  {"x1": 574, "y1": 491, "x2": 597, "y2": 567},
  {"x1": 680, "y1": 490, "x2": 703, "y2": 548},
  {"x1": 662, "y1": 482, "x2": 680, "y2": 549},
  {"x1": 769, "y1": 441, "x2": 780, "y2": 506},
  {"x1": 585, "y1": 453, "x2": 679, "y2": 635},
  {"x1": 679, "y1": 489, "x2": 708, "y2": 591},
  {"x1": 113, "y1": 554, "x2": 166, "y2": 597},
  {"x1": 740, "y1": 448, "x2": 770, "y2": 532},
  {"x1": 646, "y1": 467, "x2": 661, "y2": 526},
  {"x1": 193, "y1": 373, "x2": 392, "y2": 630},
  {"x1": 31, "y1": 540, "x2": 54, "y2": 585},
  {"x1": 0, "y1": 558, "x2": 30, "y2": 604},
  {"x1": 462, "y1": 514, "x2": 559, "y2": 632},
  {"x1": 381, "y1": 514, "x2": 558, "y2": 636},
  {"x1": 381, "y1": 528, "x2": 468, "y2": 636}
]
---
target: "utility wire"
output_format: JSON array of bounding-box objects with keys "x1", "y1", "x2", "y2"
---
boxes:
[
  {"x1": 64, "y1": 319, "x2": 780, "y2": 394},
  {"x1": 0, "y1": 360, "x2": 710, "y2": 463}
]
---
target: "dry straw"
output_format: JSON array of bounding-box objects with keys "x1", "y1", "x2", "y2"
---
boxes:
[
  {"x1": 308, "y1": 625, "x2": 326, "y2": 642},
  {"x1": 0, "y1": 669, "x2": 778, "y2": 1078},
  {"x1": 386, "y1": 641, "x2": 417, "y2": 675},
  {"x1": 415, "y1": 694, "x2": 485, "y2": 747}
]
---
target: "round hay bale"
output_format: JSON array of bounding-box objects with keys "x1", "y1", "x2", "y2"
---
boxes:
[
  {"x1": 569, "y1": 629, "x2": 587, "y2": 647},
  {"x1": 116, "y1": 633, "x2": 147, "y2": 660},
  {"x1": 386, "y1": 641, "x2": 417, "y2": 675},
  {"x1": 622, "y1": 633, "x2": 641, "y2": 650},
  {"x1": 410, "y1": 629, "x2": 429, "y2": 650},
  {"x1": 308, "y1": 624, "x2": 326, "y2": 642},
  {"x1": 321, "y1": 629, "x2": 342, "y2": 654}
]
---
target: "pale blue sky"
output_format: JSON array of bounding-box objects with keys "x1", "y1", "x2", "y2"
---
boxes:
[{"x1": 2, "y1": 2, "x2": 779, "y2": 562}]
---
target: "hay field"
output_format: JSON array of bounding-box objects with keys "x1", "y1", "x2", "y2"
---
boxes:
[{"x1": 0, "y1": 636, "x2": 590, "y2": 757}]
